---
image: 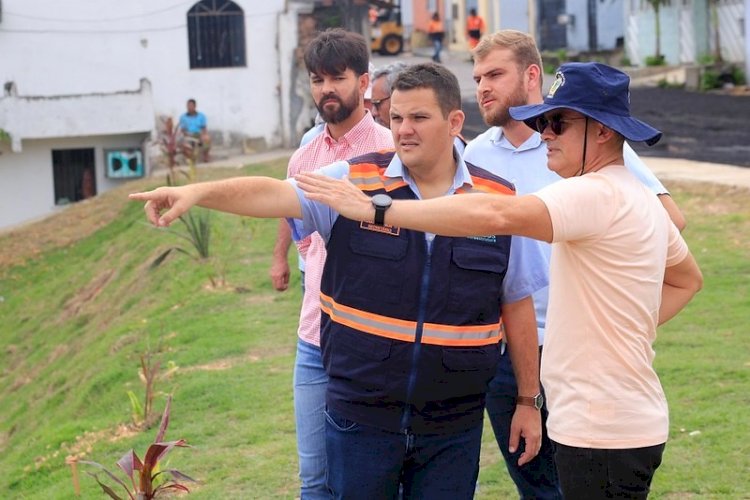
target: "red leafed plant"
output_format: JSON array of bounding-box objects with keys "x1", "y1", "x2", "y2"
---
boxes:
[{"x1": 81, "y1": 395, "x2": 197, "y2": 498}]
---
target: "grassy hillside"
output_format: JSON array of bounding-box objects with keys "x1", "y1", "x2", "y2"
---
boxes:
[{"x1": 1, "y1": 160, "x2": 748, "y2": 498}]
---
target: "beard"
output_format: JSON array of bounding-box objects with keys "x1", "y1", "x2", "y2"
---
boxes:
[
  {"x1": 479, "y1": 79, "x2": 528, "y2": 128},
  {"x1": 315, "y1": 88, "x2": 359, "y2": 124}
]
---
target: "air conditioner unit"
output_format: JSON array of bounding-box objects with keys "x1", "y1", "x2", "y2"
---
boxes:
[{"x1": 106, "y1": 149, "x2": 144, "y2": 178}]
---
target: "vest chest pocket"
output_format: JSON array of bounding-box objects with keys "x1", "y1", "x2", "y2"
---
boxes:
[
  {"x1": 447, "y1": 242, "x2": 507, "y2": 315},
  {"x1": 345, "y1": 231, "x2": 409, "y2": 305}
]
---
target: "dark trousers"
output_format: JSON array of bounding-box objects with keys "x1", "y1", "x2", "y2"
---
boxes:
[
  {"x1": 325, "y1": 407, "x2": 482, "y2": 499},
  {"x1": 485, "y1": 346, "x2": 562, "y2": 499},
  {"x1": 553, "y1": 442, "x2": 665, "y2": 499}
]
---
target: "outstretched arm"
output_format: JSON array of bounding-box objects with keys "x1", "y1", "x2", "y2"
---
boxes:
[
  {"x1": 129, "y1": 177, "x2": 302, "y2": 227},
  {"x1": 295, "y1": 172, "x2": 553, "y2": 242}
]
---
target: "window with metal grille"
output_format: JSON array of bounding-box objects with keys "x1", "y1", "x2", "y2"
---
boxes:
[
  {"x1": 187, "y1": 0, "x2": 246, "y2": 69},
  {"x1": 52, "y1": 148, "x2": 96, "y2": 205}
]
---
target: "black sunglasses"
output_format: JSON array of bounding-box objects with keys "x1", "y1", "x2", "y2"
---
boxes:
[
  {"x1": 371, "y1": 95, "x2": 391, "y2": 109},
  {"x1": 535, "y1": 114, "x2": 586, "y2": 135}
]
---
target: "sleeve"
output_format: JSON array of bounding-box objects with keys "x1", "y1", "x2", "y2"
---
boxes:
[
  {"x1": 533, "y1": 176, "x2": 616, "y2": 243},
  {"x1": 623, "y1": 142, "x2": 669, "y2": 195},
  {"x1": 665, "y1": 215, "x2": 689, "y2": 267},
  {"x1": 285, "y1": 160, "x2": 350, "y2": 243},
  {"x1": 200, "y1": 113, "x2": 207, "y2": 128},
  {"x1": 501, "y1": 235, "x2": 550, "y2": 304}
]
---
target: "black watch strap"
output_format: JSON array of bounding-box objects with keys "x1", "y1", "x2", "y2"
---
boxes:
[{"x1": 374, "y1": 205, "x2": 386, "y2": 225}]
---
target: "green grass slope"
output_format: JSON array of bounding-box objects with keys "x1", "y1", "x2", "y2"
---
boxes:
[{"x1": 1, "y1": 161, "x2": 748, "y2": 498}]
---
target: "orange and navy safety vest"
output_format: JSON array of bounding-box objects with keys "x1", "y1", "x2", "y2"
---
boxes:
[{"x1": 319, "y1": 151, "x2": 515, "y2": 434}]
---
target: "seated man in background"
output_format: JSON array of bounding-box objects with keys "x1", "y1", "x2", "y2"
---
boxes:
[{"x1": 179, "y1": 98, "x2": 211, "y2": 163}]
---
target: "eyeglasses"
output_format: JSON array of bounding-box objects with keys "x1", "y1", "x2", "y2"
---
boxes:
[
  {"x1": 371, "y1": 95, "x2": 391, "y2": 109},
  {"x1": 535, "y1": 114, "x2": 587, "y2": 135}
]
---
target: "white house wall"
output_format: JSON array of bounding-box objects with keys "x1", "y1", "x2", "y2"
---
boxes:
[
  {"x1": 0, "y1": 0, "x2": 289, "y2": 150},
  {"x1": 0, "y1": 79, "x2": 154, "y2": 153},
  {"x1": 0, "y1": 134, "x2": 148, "y2": 229}
]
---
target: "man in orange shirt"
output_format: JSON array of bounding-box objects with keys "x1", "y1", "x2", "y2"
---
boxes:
[
  {"x1": 427, "y1": 12, "x2": 445, "y2": 63},
  {"x1": 466, "y1": 8, "x2": 485, "y2": 49}
]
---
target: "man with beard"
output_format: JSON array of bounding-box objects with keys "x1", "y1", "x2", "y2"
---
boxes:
[
  {"x1": 294, "y1": 61, "x2": 702, "y2": 500},
  {"x1": 131, "y1": 62, "x2": 546, "y2": 498},
  {"x1": 464, "y1": 30, "x2": 687, "y2": 498},
  {"x1": 269, "y1": 28, "x2": 392, "y2": 499}
]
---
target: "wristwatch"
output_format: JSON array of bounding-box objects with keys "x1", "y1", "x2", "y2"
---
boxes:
[
  {"x1": 516, "y1": 393, "x2": 544, "y2": 410},
  {"x1": 371, "y1": 194, "x2": 393, "y2": 226}
]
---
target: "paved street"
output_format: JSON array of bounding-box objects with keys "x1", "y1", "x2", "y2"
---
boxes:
[
  {"x1": 373, "y1": 49, "x2": 750, "y2": 169},
  {"x1": 208, "y1": 49, "x2": 750, "y2": 191}
]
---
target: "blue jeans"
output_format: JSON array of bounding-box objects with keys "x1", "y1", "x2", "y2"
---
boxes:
[
  {"x1": 294, "y1": 339, "x2": 331, "y2": 499},
  {"x1": 325, "y1": 407, "x2": 482, "y2": 499},
  {"x1": 485, "y1": 347, "x2": 562, "y2": 499},
  {"x1": 431, "y1": 39, "x2": 443, "y2": 62},
  {"x1": 553, "y1": 442, "x2": 665, "y2": 499}
]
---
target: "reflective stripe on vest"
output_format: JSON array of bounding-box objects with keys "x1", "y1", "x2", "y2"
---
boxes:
[
  {"x1": 349, "y1": 163, "x2": 408, "y2": 192},
  {"x1": 320, "y1": 293, "x2": 502, "y2": 347}
]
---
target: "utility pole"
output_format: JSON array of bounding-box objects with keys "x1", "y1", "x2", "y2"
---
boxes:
[
  {"x1": 587, "y1": 0, "x2": 597, "y2": 51},
  {"x1": 528, "y1": 0, "x2": 537, "y2": 40}
]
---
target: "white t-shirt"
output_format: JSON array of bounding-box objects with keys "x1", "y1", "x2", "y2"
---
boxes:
[{"x1": 534, "y1": 165, "x2": 689, "y2": 449}]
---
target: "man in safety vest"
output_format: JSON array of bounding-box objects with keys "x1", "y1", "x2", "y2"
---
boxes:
[
  {"x1": 466, "y1": 8, "x2": 486, "y2": 50},
  {"x1": 130, "y1": 62, "x2": 547, "y2": 499}
]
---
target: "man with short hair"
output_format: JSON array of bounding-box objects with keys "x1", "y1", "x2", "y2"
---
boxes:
[
  {"x1": 268, "y1": 28, "x2": 392, "y2": 499},
  {"x1": 131, "y1": 62, "x2": 547, "y2": 498},
  {"x1": 296, "y1": 61, "x2": 703, "y2": 500},
  {"x1": 465, "y1": 30, "x2": 686, "y2": 498},
  {"x1": 371, "y1": 61, "x2": 467, "y2": 155},
  {"x1": 370, "y1": 61, "x2": 408, "y2": 128},
  {"x1": 178, "y1": 98, "x2": 211, "y2": 163}
]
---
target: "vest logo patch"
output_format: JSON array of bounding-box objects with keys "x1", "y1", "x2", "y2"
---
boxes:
[
  {"x1": 467, "y1": 235, "x2": 496, "y2": 243},
  {"x1": 360, "y1": 221, "x2": 401, "y2": 236}
]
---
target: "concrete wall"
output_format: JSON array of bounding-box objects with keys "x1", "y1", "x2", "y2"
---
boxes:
[
  {"x1": 626, "y1": 0, "x2": 746, "y2": 67},
  {"x1": 0, "y1": 133, "x2": 148, "y2": 229},
  {"x1": 564, "y1": 0, "x2": 624, "y2": 52},
  {"x1": 0, "y1": 0, "x2": 288, "y2": 150}
]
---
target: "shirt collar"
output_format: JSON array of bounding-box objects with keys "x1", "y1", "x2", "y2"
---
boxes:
[
  {"x1": 323, "y1": 110, "x2": 378, "y2": 148},
  {"x1": 490, "y1": 126, "x2": 544, "y2": 152},
  {"x1": 383, "y1": 146, "x2": 473, "y2": 198}
]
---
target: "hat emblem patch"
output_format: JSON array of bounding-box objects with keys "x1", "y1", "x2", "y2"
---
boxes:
[{"x1": 547, "y1": 71, "x2": 565, "y2": 98}]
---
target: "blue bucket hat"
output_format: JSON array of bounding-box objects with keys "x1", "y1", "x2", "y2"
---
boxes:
[{"x1": 509, "y1": 62, "x2": 662, "y2": 146}]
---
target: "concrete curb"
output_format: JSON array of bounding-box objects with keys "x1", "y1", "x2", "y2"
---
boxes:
[{"x1": 194, "y1": 149, "x2": 750, "y2": 191}]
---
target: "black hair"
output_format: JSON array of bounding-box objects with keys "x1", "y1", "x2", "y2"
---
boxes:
[
  {"x1": 392, "y1": 63, "x2": 461, "y2": 117},
  {"x1": 304, "y1": 28, "x2": 369, "y2": 77}
]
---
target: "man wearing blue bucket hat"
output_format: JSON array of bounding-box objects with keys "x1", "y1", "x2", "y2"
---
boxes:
[
  {"x1": 296, "y1": 60, "x2": 704, "y2": 499},
  {"x1": 466, "y1": 31, "x2": 687, "y2": 500}
]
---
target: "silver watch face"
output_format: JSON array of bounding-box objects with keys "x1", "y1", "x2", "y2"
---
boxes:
[{"x1": 371, "y1": 193, "x2": 392, "y2": 208}]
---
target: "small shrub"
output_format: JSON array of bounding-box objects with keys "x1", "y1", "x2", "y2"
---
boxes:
[
  {"x1": 620, "y1": 55, "x2": 632, "y2": 67},
  {"x1": 701, "y1": 68, "x2": 720, "y2": 90},
  {"x1": 156, "y1": 117, "x2": 194, "y2": 171},
  {"x1": 731, "y1": 66, "x2": 746, "y2": 86},
  {"x1": 81, "y1": 396, "x2": 197, "y2": 499},
  {"x1": 645, "y1": 55, "x2": 666, "y2": 66},
  {"x1": 697, "y1": 53, "x2": 715, "y2": 65}
]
